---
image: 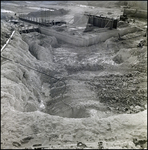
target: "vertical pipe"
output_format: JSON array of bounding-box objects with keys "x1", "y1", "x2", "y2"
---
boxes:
[
  {"x1": 110, "y1": 19, "x2": 113, "y2": 30},
  {"x1": 92, "y1": 15, "x2": 93, "y2": 25},
  {"x1": 100, "y1": 18, "x2": 103, "y2": 28},
  {"x1": 104, "y1": 17, "x2": 107, "y2": 28},
  {"x1": 111, "y1": 18, "x2": 113, "y2": 29},
  {"x1": 96, "y1": 16, "x2": 99, "y2": 27},
  {"x1": 93, "y1": 16, "x2": 95, "y2": 26},
  {"x1": 98, "y1": 17, "x2": 100, "y2": 27},
  {"x1": 102, "y1": 18, "x2": 105, "y2": 28}
]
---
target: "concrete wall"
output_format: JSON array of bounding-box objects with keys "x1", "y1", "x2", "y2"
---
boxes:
[
  {"x1": 40, "y1": 26, "x2": 138, "y2": 47},
  {"x1": 40, "y1": 27, "x2": 87, "y2": 46}
]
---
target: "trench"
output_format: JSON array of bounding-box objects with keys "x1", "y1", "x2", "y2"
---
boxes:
[
  {"x1": 3, "y1": 22, "x2": 146, "y2": 119},
  {"x1": 38, "y1": 69, "x2": 111, "y2": 119},
  {"x1": 18, "y1": 32, "x2": 90, "y2": 118},
  {"x1": 19, "y1": 31, "x2": 117, "y2": 119}
]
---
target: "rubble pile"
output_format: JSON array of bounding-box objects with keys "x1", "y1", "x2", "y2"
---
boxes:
[{"x1": 87, "y1": 72, "x2": 147, "y2": 113}]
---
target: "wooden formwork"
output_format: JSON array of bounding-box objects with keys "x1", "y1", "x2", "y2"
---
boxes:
[{"x1": 86, "y1": 14, "x2": 118, "y2": 29}]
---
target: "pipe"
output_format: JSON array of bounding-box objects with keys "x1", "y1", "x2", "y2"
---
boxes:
[{"x1": 1, "y1": 30, "x2": 15, "y2": 52}]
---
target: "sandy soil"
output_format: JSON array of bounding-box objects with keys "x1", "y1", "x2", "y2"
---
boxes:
[{"x1": 1, "y1": 1, "x2": 147, "y2": 149}]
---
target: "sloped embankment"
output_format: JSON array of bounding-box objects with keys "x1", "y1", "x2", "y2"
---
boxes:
[{"x1": 1, "y1": 21, "x2": 13, "y2": 48}]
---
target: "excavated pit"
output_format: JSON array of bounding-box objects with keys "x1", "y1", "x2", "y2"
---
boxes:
[
  {"x1": 36, "y1": 71, "x2": 112, "y2": 119},
  {"x1": 45, "y1": 99, "x2": 90, "y2": 118},
  {"x1": 20, "y1": 32, "x2": 90, "y2": 118},
  {"x1": 20, "y1": 31, "x2": 118, "y2": 119},
  {"x1": 20, "y1": 26, "x2": 147, "y2": 119},
  {"x1": 2, "y1": 23, "x2": 147, "y2": 119},
  {"x1": 1, "y1": 1, "x2": 147, "y2": 149}
]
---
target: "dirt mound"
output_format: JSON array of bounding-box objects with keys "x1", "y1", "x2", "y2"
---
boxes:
[
  {"x1": 113, "y1": 48, "x2": 132, "y2": 64},
  {"x1": 22, "y1": 32, "x2": 59, "y2": 63}
]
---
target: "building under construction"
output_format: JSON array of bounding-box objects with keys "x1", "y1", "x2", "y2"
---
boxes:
[{"x1": 16, "y1": 12, "x2": 119, "y2": 46}]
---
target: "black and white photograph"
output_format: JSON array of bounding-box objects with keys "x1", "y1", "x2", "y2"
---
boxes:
[{"x1": 1, "y1": 1, "x2": 147, "y2": 149}]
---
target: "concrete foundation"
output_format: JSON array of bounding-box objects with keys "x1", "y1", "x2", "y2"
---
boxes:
[{"x1": 40, "y1": 26, "x2": 139, "y2": 47}]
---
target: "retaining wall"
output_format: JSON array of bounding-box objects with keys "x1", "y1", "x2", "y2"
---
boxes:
[{"x1": 40, "y1": 26, "x2": 138, "y2": 47}]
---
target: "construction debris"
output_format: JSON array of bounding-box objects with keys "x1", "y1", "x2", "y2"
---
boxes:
[
  {"x1": 120, "y1": 13, "x2": 128, "y2": 21},
  {"x1": 137, "y1": 39, "x2": 146, "y2": 48}
]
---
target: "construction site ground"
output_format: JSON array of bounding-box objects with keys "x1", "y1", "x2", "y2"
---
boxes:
[{"x1": 1, "y1": 1, "x2": 147, "y2": 149}]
